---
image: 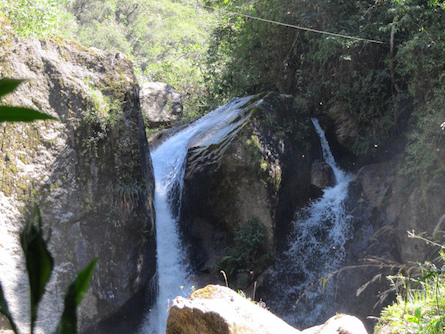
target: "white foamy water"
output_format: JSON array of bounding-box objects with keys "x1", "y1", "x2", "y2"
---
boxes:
[
  {"x1": 265, "y1": 118, "x2": 353, "y2": 328},
  {"x1": 140, "y1": 96, "x2": 257, "y2": 333}
]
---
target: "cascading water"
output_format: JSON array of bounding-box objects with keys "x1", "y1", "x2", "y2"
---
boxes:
[
  {"x1": 140, "y1": 96, "x2": 257, "y2": 334},
  {"x1": 264, "y1": 118, "x2": 352, "y2": 328}
]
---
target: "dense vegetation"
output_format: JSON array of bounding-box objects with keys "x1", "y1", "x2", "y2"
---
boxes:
[
  {"x1": 2, "y1": 0, "x2": 444, "y2": 166},
  {"x1": 376, "y1": 234, "x2": 445, "y2": 333},
  {"x1": 0, "y1": 0, "x2": 216, "y2": 115},
  {"x1": 205, "y1": 0, "x2": 445, "y2": 167},
  {"x1": 2, "y1": 0, "x2": 445, "y2": 332}
]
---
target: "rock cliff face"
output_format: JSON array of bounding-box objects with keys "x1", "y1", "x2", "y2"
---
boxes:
[
  {"x1": 0, "y1": 26, "x2": 155, "y2": 333},
  {"x1": 179, "y1": 93, "x2": 322, "y2": 288},
  {"x1": 319, "y1": 114, "x2": 445, "y2": 329}
]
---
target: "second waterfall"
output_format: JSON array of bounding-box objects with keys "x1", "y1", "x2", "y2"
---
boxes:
[{"x1": 263, "y1": 118, "x2": 353, "y2": 328}]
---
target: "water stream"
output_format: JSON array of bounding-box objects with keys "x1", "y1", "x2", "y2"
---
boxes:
[
  {"x1": 140, "y1": 101, "x2": 352, "y2": 331},
  {"x1": 140, "y1": 96, "x2": 256, "y2": 333},
  {"x1": 264, "y1": 118, "x2": 353, "y2": 328}
]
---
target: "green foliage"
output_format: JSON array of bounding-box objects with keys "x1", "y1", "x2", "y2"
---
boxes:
[
  {"x1": 80, "y1": 84, "x2": 123, "y2": 159},
  {"x1": 204, "y1": 0, "x2": 397, "y2": 155},
  {"x1": 0, "y1": 205, "x2": 97, "y2": 334},
  {"x1": 204, "y1": 0, "x2": 445, "y2": 160},
  {"x1": 0, "y1": 79, "x2": 57, "y2": 123},
  {"x1": 399, "y1": 88, "x2": 445, "y2": 190},
  {"x1": 377, "y1": 233, "x2": 445, "y2": 333},
  {"x1": 378, "y1": 263, "x2": 445, "y2": 333},
  {"x1": 0, "y1": 0, "x2": 61, "y2": 38},
  {"x1": 53, "y1": 259, "x2": 98, "y2": 334},
  {"x1": 59, "y1": 0, "x2": 217, "y2": 115},
  {"x1": 20, "y1": 206, "x2": 54, "y2": 333},
  {"x1": 218, "y1": 218, "x2": 267, "y2": 277}
]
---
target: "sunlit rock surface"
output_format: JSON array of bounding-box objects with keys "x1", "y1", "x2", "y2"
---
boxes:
[
  {"x1": 301, "y1": 314, "x2": 368, "y2": 334},
  {"x1": 140, "y1": 81, "x2": 183, "y2": 127},
  {"x1": 0, "y1": 25, "x2": 155, "y2": 333},
  {"x1": 166, "y1": 285, "x2": 368, "y2": 334},
  {"x1": 167, "y1": 285, "x2": 301, "y2": 334}
]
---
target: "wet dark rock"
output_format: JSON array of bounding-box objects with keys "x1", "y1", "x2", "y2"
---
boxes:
[
  {"x1": 179, "y1": 93, "x2": 322, "y2": 287},
  {"x1": 311, "y1": 159, "x2": 336, "y2": 189}
]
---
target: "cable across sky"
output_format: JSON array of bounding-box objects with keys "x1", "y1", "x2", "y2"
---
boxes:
[{"x1": 200, "y1": 4, "x2": 388, "y2": 45}]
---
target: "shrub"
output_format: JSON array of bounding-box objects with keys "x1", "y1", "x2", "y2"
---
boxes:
[
  {"x1": 376, "y1": 233, "x2": 445, "y2": 333},
  {"x1": 218, "y1": 218, "x2": 267, "y2": 279}
]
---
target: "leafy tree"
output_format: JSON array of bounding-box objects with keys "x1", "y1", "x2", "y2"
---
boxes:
[
  {"x1": 204, "y1": 0, "x2": 445, "y2": 160},
  {"x1": 60, "y1": 0, "x2": 217, "y2": 114},
  {"x1": 0, "y1": 0, "x2": 61, "y2": 38}
]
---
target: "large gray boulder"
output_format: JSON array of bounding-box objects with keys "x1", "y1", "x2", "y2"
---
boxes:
[
  {"x1": 179, "y1": 93, "x2": 322, "y2": 288},
  {"x1": 0, "y1": 25, "x2": 155, "y2": 333},
  {"x1": 167, "y1": 285, "x2": 301, "y2": 334},
  {"x1": 311, "y1": 159, "x2": 336, "y2": 189},
  {"x1": 326, "y1": 102, "x2": 359, "y2": 150},
  {"x1": 330, "y1": 153, "x2": 445, "y2": 330},
  {"x1": 140, "y1": 81, "x2": 183, "y2": 127}
]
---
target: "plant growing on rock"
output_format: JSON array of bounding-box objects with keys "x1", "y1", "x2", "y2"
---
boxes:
[
  {"x1": 218, "y1": 218, "x2": 268, "y2": 287},
  {"x1": 376, "y1": 232, "x2": 445, "y2": 333}
]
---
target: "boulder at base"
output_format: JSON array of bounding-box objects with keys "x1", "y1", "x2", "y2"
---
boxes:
[
  {"x1": 167, "y1": 285, "x2": 300, "y2": 334},
  {"x1": 166, "y1": 285, "x2": 368, "y2": 334},
  {"x1": 301, "y1": 314, "x2": 368, "y2": 334}
]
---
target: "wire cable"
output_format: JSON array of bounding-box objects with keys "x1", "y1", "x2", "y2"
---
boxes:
[{"x1": 200, "y1": 4, "x2": 388, "y2": 45}]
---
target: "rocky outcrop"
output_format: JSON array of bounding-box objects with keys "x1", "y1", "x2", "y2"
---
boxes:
[
  {"x1": 325, "y1": 153, "x2": 445, "y2": 330},
  {"x1": 140, "y1": 81, "x2": 183, "y2": 127},
  {"x1": 349, "y1": 154, "x2": 445, "y2": 260},
  {"x1": 326, "y1": 102, "x2": 359, "y2": 150},
  {"x1": 178, "y1": 93, "x2": 322, "y2": 288},
  {"x1": 167, "y1": 285, "x2": 368, "y2": 334},
  {"x1": 311, "y1": 159, "x2": 335, "y2": 189},
  {"x1": 0, "y1": 26, "x2": 155, "y2": 333},
  {"x1": 167, "y1": 285, "x2": 300, "y2": 334}
]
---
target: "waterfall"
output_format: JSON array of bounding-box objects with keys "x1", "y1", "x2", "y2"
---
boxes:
[
  {"x1": 264, "y1": 118, "x2": 352, "y2": 328},
  {"x1": 140, "y1": 96, "x2": 257, "y2": 334}
]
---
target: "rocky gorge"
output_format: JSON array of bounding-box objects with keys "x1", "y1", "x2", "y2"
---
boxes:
[{"x1": 1, "y1": 17, "x2": 445, "y2": 334}]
